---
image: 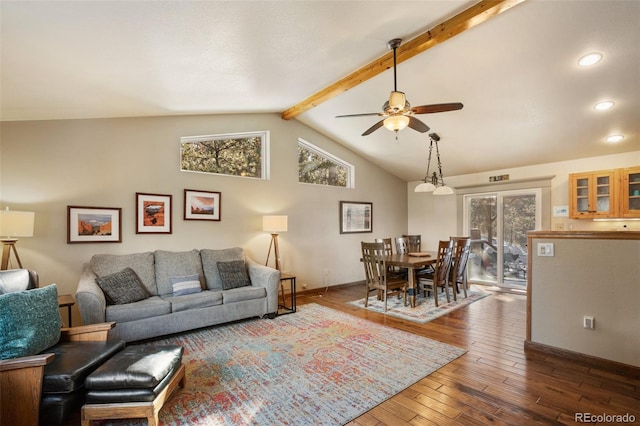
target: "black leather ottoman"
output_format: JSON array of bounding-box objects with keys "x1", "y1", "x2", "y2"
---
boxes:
[{"x1": 81, "y1": 345, "x2": 186, "y2": 426}]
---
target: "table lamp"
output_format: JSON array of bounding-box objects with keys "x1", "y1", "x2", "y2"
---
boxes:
[
  {"x1": 262, "y1": 215, "x2": 287, "y2": 271},
  {"x1": 0, "y1": 208, "x2": 35, "y2": 270}
]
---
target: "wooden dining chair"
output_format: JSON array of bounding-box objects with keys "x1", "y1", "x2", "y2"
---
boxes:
[
  {"x1": 394, "y1": 237, "x2": 408, "y2": 254},
  {"x1": 402, "y1": 234, "x2": 422, "y2": 253},
  {"x1": 417, "y1": 240, "x2": 454, "y2": 307},
  {"x1": 361, "y1": 241, "x2": 408, "y2": 312},
  {"x1": 449, "y1": 237, "x2": 471, "y2": 299}
]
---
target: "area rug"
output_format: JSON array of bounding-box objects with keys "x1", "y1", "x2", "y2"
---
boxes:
[
  {"x1": 108, "y1": 303, "x2": 464, "y2": 425},
  {"x1": 347, "y1": 285, "x2": 490, "y2": 324}
]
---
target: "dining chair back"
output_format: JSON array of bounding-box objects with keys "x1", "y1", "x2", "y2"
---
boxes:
[
  {"x1": 402, "y1": 234, "x2": 422, "y2": 253},
  {"x1": 374, "y1": 238, "x2": 394, "y2": 255},
  {"x1": 417, "y1": 240, "x2": 454, "y2": 307},
  {"x1": 394, "y1": 237, "x2": 408, "y2": 254},
  {"x1": 361, "y1": 241, "x2": 408, "y2": 312},
  {"x1": 450, "y1": 237, "x2": 471, "y2": 299}
]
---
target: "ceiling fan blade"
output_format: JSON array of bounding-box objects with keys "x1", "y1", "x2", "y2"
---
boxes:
[
  {"x1": 335, "y1": 112, "x2": 383, "y2": 118},
  {"x1": 410, "y1": 102, "x2": 464, "y2": 115},
  {"x1": 362, "y1": 119, "x2": 385, "y2": 136},
  {"x1": 407, "y1": 116, "x2": 430, "y2": 133}
]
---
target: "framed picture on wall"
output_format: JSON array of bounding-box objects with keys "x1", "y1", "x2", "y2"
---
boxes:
[
  {"x1": 184, "y1": 189, "x2": 221, "y2": 221},
  {"x1": 339, "y1": 201, "x2": 372, "y2": 234},
  {"x1": 67, "y1": 206, "x2": 122, "y2": 243},
  {"x1": 136, "y1": 193, "x2": 172, "y2": 234}
]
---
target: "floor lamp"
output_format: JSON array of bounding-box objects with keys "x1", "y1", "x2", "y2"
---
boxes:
[
  {"x1": 262, "y1": 215, "x2": 288, "y2": 271},
  {"x1": 0, "y1": 209, "x2": 35, "y2": 270}
]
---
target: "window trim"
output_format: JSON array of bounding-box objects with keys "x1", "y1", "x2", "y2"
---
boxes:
[
  {"x1": 180, "y1": 131, "x2": 270, "y2": 180},
  {"x1": 297, "y1": 138, "x2": 354, "y2": 188}
]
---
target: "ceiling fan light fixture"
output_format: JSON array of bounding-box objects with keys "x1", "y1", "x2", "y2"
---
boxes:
[
  {"x1": 389, "y1": 91, "x2": 406, "y2": 110},
  {"x1": 383, "y1": 115, "x2": 410, "y2": 132}
]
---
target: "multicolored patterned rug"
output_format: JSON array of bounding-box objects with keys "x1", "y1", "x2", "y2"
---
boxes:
[
  {"x1": 347, "y1": 285, "x2": 490, "y2": 324},
  {"x1": 112, "y1": 303, "x2": 464, "y2": 425}
]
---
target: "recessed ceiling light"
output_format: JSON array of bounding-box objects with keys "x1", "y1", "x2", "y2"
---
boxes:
[
  {"x1": 605, "y1": 134, "x2": 624, "y2": 143},
  {"x1": 578, "y1": 52, "x2": 603, "y2": 67},
  {"x1": 594, "y1": 101, "x2": 615, "y2": 111}
]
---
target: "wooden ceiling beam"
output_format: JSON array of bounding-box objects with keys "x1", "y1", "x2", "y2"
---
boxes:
[{"x1": 281, "y1": 0, "x2": 527, "y2": 120}]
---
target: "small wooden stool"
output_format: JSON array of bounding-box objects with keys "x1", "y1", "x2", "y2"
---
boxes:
[{"x1": 81, "y1": 345, "x2": 186, "y2": 426}]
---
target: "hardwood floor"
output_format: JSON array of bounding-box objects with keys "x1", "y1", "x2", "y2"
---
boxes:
[{"x1": 297, "y1": 284, "x2": 640, "y2": 425}]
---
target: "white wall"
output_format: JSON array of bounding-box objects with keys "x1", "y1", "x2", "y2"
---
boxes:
[
  {"x1": 529, "y1": 234, "x2": 640, "y2": 367},
  {"x1": 408, "y1": 151, "x2": 640, "y2": 249},
  {"x1": 0, "y1": 113, "x2": 408, "y2": 295}
]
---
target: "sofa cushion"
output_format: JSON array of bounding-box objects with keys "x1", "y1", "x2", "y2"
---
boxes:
[
  {"x1": 217, "y1": 260, "x2": 251, "y2": 290},
  {"x1": 0, "y1": 284, "x2": 61, "y2": 360},
  {"x1": 222, "y1": 286, "x2": 267, "y2": 304},
  {"x1": 96, "y1": 268, "x2": 149, "y2": 305},
  {"x1": 90, "y1": 252, "x2": 157, "y2": 296},
  {"x1": 200, "y1": 247, "x2": 245, "y2": 290},
  {"x1": 154, "y1": 250, "x2": 204, "y2": 296},
  {"x1": 162, "y1": 290, "x2": 223, "y2": 313},
  {"x1": 105, "y1": 296, "x2": 171, "y2": 323},
  {"x1": 170, "y1": 274, "x2": 202, "y2": 296}
]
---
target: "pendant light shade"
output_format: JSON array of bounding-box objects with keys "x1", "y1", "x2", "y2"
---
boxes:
[{"x1": 414, "y1": 133, "x2": 455, "y2": 195}]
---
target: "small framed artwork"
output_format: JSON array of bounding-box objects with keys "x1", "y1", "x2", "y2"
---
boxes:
[
  {"x1": 136, "y1": 193, "x2": 172, "y2": 234},
  {"x1": 184, "y1": 189, "x2": 221, "y2": 221},
  {"x1": 340, "y1": 201, "x2": 373, "y2": 234},
  {"x1": 67, "y1": 206, "x2": 122, "y2": 243}
]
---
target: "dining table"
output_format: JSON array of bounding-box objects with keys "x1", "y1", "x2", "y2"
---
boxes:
[{"x1": 383, "y1": 252, "x2": 436, "y2": 308}]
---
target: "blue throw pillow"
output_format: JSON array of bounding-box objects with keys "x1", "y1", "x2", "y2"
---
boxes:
[
  {"x1": 170, "y1": 274, "x2": 202, "y2": 296},
  {"x1": 0, "y1": 284, "x2": 61, "y2": 360}
]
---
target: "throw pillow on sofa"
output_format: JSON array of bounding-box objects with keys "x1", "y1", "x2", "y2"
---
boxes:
[
  {"x1": 217, "y1": 260, "x2": 251, "y2": 290},
  {"x1": 201, "y1": 247, "x2": 245, "y2": 290},
  {"x1": 96, "y1": 268, "x2": 149, "y2": 305},
  {"x1": 170, "y1": 274, "x2": 202, "y2": 296},
  {"x1": 0, "y1": 283, "x2": 61, "y2": 360}
]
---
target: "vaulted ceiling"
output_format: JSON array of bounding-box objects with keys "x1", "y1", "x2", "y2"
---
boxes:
[{"x1": 1, "y1": 0, "x2": 638, "y2": 181}]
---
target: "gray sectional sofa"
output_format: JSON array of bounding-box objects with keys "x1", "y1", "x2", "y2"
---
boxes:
[{"x1": 76, "y1": 247, "x2": 280, "y2": 342}]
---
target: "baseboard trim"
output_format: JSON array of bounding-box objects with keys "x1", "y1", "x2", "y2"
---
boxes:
[
  {"x1": 295, "y1": 281, "x2": 362, "y2": 297},
  {"x1": 524, "y1": 340, "x2": 640, "y2": 379}
]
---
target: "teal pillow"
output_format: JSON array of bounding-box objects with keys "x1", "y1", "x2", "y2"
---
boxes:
[{"x1": 0, "y1": 284, "x2": 61, "y2": 360}]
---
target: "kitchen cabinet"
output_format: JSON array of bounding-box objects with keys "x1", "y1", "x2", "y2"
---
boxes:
[
  {"x1": 569, "y1": 170, "x2": 618, "y2": 218},
  {"x1": 620, "y1": 166, "x2": 640, "y2": 218}
]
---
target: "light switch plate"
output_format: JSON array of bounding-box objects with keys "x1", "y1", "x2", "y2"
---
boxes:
[{"x1": 537, "y1": 243, "x2": 554, "y2": 256}]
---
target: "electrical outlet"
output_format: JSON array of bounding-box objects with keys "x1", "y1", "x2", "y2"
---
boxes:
[
  {"x1": 537, "y1": 243, "x2": 554, "y2": 256},
  {"x1": 302, "y1": 283, "x2": 308, "y2": 289},
  {"x1": 552, "y1": 222, "x2": 565, "y2": 231}
]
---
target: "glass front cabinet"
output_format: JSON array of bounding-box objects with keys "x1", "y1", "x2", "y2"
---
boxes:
[
  {"x1": 621, "y1": 166, "x2": 640, "y2": 218},
  {"x1": 569, "y1": 170, "x2": 618, "y2": 219}
]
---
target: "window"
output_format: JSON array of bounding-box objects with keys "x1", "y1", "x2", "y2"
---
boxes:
[
  {"x1": 180, "y1": 131, "x2": 269, "y2": 179},
  {"x1": 298, "y1": 139, "x2": 354, "y2": 188}
]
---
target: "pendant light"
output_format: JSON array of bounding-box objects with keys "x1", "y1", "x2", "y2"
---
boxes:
[{"x1": 414, "y1": 133, "x2": 455, "y2": 195}]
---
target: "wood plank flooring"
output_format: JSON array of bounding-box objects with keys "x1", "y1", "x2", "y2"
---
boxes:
[{"x1": 297, "y1": 284, "x2": 640, "y2": 425}]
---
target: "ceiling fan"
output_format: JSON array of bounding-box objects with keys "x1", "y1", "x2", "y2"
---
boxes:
[{"x1": 336, "y1": 38, "x2": 463, "y2": 137}]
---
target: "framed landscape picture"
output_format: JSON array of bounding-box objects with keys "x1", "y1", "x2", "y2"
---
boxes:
[
  {"x1": 136, "y1": 192, "x2": 172, "y2": 234},
  {"x1": 340, "y1": 201, "x2": 372, "y2": 234},
  {"x1": 67, "y1": 206, "x2": 122, "y2": 243},
  {"x1": 184, "y1": 189, "x2": 221, "y2": 221}
]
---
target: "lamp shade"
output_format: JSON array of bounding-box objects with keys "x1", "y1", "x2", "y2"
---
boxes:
[
  {"x1": 433, "y1": 185, "x2": 455, "y2": 195},
  {"x1": 0, "y1": 210, "x2": 35, "y2": 238},
  {"x1": 262, "y1": 215, "x2": 288, "y2": 233},
  {"x1": 383, "y1": 115, "x2": 410, "y2": 132},
  {"x1": 414, "y1": 182, "x2": 436, "y2": 193}
]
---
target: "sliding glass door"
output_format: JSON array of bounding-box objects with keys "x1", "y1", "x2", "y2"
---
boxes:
[{"x1": 464, "y1": 189, "x2": 540, "y2": 289}]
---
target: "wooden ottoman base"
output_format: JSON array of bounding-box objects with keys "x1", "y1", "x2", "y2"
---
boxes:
[{"x1": 81, "y1": 363, "x2": 185, "y2": 426}]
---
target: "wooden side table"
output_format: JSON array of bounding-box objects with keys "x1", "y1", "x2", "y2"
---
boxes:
[
  {"x1": 278, "y1": 273, "x2": 296, "y2": 315},
  {"x1": 58, "y1": 294, "x2": 75, "y2": 327}
]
